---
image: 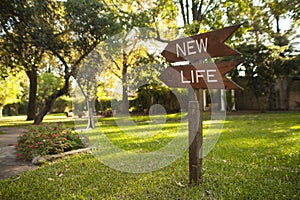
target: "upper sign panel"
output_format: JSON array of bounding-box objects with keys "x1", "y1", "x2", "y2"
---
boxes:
[{"x1": 161, "y1": 25, "x2": 241, "y2": 62}]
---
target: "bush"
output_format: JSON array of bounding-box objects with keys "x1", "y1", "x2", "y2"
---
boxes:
[
  {"x1": 130, "y1": 84, "x2": 184, "y2": 113},
  {"x1": 16, "y1": 123, "x2": 85, "y2": 160},
  {"x1": 95, "y1": 98, "x2": 112, "y2": 112},
  {"x1": 51, "y1": 95, "x2": 72, "y2": 113}
]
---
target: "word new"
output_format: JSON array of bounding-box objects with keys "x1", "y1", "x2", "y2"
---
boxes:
[
  {"x1": 176, "y1": 38, "x2": 208, "y2": 58},
  {"x1": 180, "y1": 69, "x2": 218, "y2": 84}
]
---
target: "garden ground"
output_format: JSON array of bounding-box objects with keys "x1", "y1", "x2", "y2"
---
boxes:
[
  {"x1": 0, "y1": 112, "x2": 299, "y2": 199},
  {"x1": 0, "y1": 115, "x2": 75, "y2": 179},
  {"x1": 0, "y1": 127, "x2": 36, "y2": 179}
]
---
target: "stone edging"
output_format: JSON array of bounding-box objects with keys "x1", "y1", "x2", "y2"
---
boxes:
[{"x1": 32, "y1": 148, "x2": 92, "y2": 165}]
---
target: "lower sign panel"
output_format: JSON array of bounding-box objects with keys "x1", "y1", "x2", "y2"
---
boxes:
[{"x1": 159, "y1": 61, "x2": 243, "y2": 89}]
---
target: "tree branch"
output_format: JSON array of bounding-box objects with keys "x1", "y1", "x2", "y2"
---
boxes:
[
  {"x1": 111, "y1": 70, "x2": 121, "y2": 79},
  {"x1": 179, "y1": 0, "x2": 187, "y2": 25},
  {"x1": 107, "y1": 53, "x2": 121, "y2": 71},
  {"x1": 71, "y1": 37, "x2": 101, "y2": 77},
  {"x1": 185, "y1": 0, "x2": 190, "y2": 24},
  {"x1": 196, "y1": 0, "x2": 204, "y2": 22}
]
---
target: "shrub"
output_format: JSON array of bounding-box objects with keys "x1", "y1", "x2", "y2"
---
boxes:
[{"x1": 16, "y1": 123, "x2": 85, "y2": 160}]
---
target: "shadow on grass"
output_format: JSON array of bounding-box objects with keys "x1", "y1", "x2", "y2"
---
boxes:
[
  {"x1": 0, "y1": 114, "x2": 77, "y2": 128},
  {"x1": 1, "y1": 112, "x2": 299, "y2": 199}
]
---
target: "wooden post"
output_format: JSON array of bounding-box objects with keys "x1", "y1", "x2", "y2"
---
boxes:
[
  {"x1": 159, "y1": 25, "x2": 243, "y2": 186},
  {"x1": 220, "y1": 89, "x2": 226, "y2": 111},
  {"x1": 231, "y1": 89, "x2": 236, "y2": 111},
  {"x1": 203, "y1": 90, "x2": 206, "y2": 111},
  {"x1": 188, "y1": 88, "x2": 203, "y2": 185}
]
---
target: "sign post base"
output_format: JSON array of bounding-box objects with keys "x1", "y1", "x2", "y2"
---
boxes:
[{"x1": 188, "y1": 89, "x2": 203, "y2": 185}]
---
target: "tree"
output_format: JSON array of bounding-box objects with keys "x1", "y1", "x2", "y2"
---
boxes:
[
  {"x1": 176, "y1": 0, "x2": 299, "y2": 112},
  {"x1": 0, "y1": 71, "x2": 24, "y2": 118},
  {"x1": 100, "y1": 30, "x2": 148, "y2": 114},
  {"x1": 37, "y1": 72, "x2": 65, "y2": 112},
  {"x1": 0, "y1": 0, "x2": 48, "y2": 120},
  {"x1": 230, "y1": 0, "x2": 300, "y2": 111},
  {"x1": 100, "y1": 0, "x2": 177, "y2": 114},
  {"x1": 27, "y1": 0, "x2": 119, "y2": 124},
  {"x1": 178, "y1": 0, "x2": 223, "y2": 34},
  {"x1": 266, "y1": 0, "x2": 300, "y2": 110},
  {"x1": 75, "y1": 50, "x2": 102, "y2": 129},
  {"x1": 1, "y1": 0, "x2": 120, "y2": 124},
  {"x1": 236, "y1": 43, "x2": 276, "y2": 112}
]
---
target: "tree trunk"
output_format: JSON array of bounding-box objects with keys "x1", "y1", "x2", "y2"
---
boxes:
[
  {"x1": 34, "y1": 76, "x2": 70, "y2": 124},
  {"x1": 276, "y1": 16, "x2": 280, "y2": 33},
  {"x1": 256, "y1": 95, "x2": 265, "y2": 113},
  {"x1": 34, "y1": 94, "x2": 57, "y2": 124},
  {"x1": 122, "y1": 74, "x2": 129, "y2": 114},
  {"x1": 14, "y1": 104, "x2": 19, "y2": 116},
  {"x1": 0, "y1": 106, "x2": 3, "y2": 118},
  {"x1": 86, "y1": 98, "x2": 95, "y2": 129},
  {"x1": 286, "y1": 78, "x2": 292, "y2": 110},
  {"x1": 121, "y1": 52, "x2": 129, "y2": 114},
  {"x1": 26, "y1": 69, "x2": 38, "y2": 121}
]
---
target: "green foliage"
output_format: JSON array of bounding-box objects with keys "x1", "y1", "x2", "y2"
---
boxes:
[
  {"x1": 178, "y1": 0, "x2": 252, "y2": 35},
  {"x1": 16, "y1": 123, "x2": 84, "y2": 161},
  {"x1": 1, "y1": 0, "x2": 123, "y2": 124},
  {"x1": 0, "y1": 73, "x2": 23, "y2": 106},
  {"x1": 37, "y1": 72, "x2": 64, "y2": 102},
  {"x1": 106, "y1": 0, "x2": 177, "y2": 31},
  {"x1": 52, "y1": 95, "x2": 72, "y2": 113},
  {"x1": 0, "y1": 71, "x2": 24, "y2": 117},
  {"x1": 65, "y1": 0, "x2": 121, "y2": 45},
  {"x1": 0, "y1": 112, "x2": 299, "y2": 199},
  {"x1": 95, "y1": 98, "x2": 112, "y2": 112},
  {"x1": 232, "y1": 40, "x2": 300, "y2": 111},
  {"x1": 131, "y1": 83, "x2": 184, "y2": 113}
]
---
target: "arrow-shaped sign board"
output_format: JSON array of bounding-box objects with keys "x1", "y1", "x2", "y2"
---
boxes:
[
  {"x1": 161, "y1": 25, "x2": 241, "y2": 62},
  {"x1": 159, "y1": 25, "x2": 243, "y2": 185},
  {"x1": 159, "y1": 61, "x2": 242, "y2": 89}
]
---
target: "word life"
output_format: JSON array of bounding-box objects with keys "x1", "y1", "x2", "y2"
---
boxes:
[{"x1": 180, "y1": 69, "x2": 218, "y2": 84}]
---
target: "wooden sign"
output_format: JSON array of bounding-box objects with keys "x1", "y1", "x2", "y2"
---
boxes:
[
  {"x1": 161, "y1": 25, "x2": 241, "y2": 62},
  {"x1": 159, "y1": 61, "x2": 242, "y2": 89},
  {"x1": 160, "y1": 25, "x2": 243, "y2": 185}
]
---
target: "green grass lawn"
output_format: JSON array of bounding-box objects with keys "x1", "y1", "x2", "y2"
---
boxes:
[
  {"x1": 0, "y1": 112, "x2": 299, "y2": 199},
  {"x1": 0, "y1": 114, "x2": 76, "y2": 128}
]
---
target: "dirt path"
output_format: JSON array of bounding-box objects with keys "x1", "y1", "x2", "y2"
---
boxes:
[{"x1": 0, "y1": 127, "x2": 37, "y2": 180}]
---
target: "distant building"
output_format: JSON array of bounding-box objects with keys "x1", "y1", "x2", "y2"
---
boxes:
[{"x1": 235, "y1": 78, "x2": 300, "y2": 111}]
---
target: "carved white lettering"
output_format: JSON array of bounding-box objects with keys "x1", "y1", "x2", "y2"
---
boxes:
[
  {"x1": 196, "y1": 38, "x2": 208, "y2": 53},
  {"x1": 176, "y1": 38, "x2": 208, "y2": 58},
  {"x1": 187, "y1": 41, "x2": 196, "y2": 55},
  {"x1": 176, "y1": 43, "x2": 186, "y2": 57},
  {"x1": 207, "y1": 69, "x2": 218, "y2": 82},
  {"x1": 181, "y1": 70, "x2": 190, "y2": 83},
  {"x1": 191, "y1": 70, "x2": 194, "y2": 83},
  {"x1": 195, "y1": 70, "x2": 205, "y2": 83},
  {"x1": 180, "y1": 69, "x2": 219, "y2": 84}
]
